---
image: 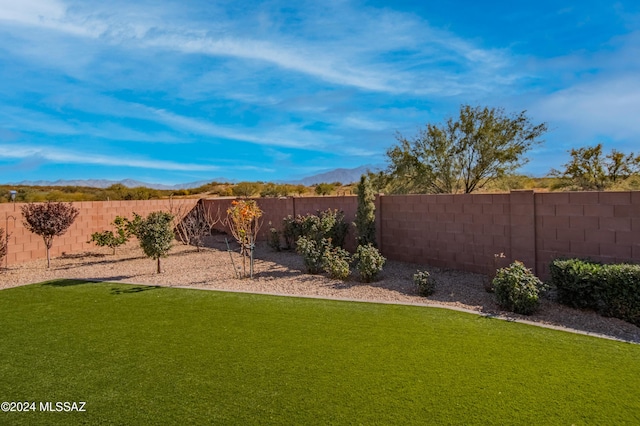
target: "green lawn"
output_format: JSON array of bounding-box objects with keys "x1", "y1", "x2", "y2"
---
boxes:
[{"x1": 1, "y1": 280, "x2": 639, "y2": 425}]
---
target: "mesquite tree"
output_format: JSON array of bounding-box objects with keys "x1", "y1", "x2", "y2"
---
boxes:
[
  {"x1": 385, "y1": 105, "x2": 547, "y2": 194},
  {"x1": 21, "y1": 202, "x2": 79, "y2": 268},
  {"x1": 138, "y1": 211, "x2": 174, "y2": 274},
  {"x1": 354, "y1": 174, "x2": 377, "y2": 247}
]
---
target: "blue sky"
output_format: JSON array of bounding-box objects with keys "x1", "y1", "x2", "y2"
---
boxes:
[{"x1": 1, "y1": 0, "x2": 639, "y2": 185}]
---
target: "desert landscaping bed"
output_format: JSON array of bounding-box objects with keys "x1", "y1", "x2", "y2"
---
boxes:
[{"x1": 1, "y1": 236, "x2": 639, "y2": 344}]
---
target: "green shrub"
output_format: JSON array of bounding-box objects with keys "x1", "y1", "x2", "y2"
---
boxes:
[
  {"x1": 267, "y1": 228, "x2": 281, "y2": 251},
  {"x1": 282, "y1": 215, "x2": 302, "y2": 250},
  {"x1": 549, "y1": 259, "x2": 602, "y2": 309},
  {"x1": 414, "y1": 270, "x2": 436, "y2": 297},
  {"x1": 598, "y1": 264, "x2": 640, "y2": 326},
  {"x1": 282, "y1": 209, "x2": 348, "y2": 251},
  {"x1": 354, "y1": 244, "x2": 385, "y2": 283},
  {"x1": 296, "y1": 237, "x2": 328, "y2": 274},
  {"x1": 549, "y1": 258, "x2": 640, "y2": 327},
  {"x1": 323, "y1": 245, "x2": 351, "y2": 280},
  {"x1": 492, "y1": 261, "x2": 544, "y2": 315}
]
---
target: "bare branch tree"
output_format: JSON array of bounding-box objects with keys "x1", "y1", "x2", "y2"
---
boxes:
[
  {"x1": 0, "y1": 227, "x2": 8, "y2": 268},
  {"x1": 171, "y1": 200, "x2": 221, "y2": 251}
]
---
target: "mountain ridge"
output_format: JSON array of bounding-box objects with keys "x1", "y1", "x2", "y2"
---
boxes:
[{"x1": 7, "y1": 165, "x2": 385, "y2": 190}]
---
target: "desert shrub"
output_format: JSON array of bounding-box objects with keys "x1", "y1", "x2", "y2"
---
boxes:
[
  {"x1": 281, "y1": 215, "x2": 302, "y2": 250},
  {"x1": 414, "y1": 270, "x2": 436, "y2": 297},
  {"x1": 493, "y1": 261, "x2": 544, "y2": 315},
  {"x1": 296, "y1": 237, "x2": 328, "y2": 274},
  {"x1": 323, "y1": 245, "x2": 351, "y2": 280},
  {"x1": 354, "y1": 244, "x2": 385, "y2": 283},
  {"x1": 322, "y1": 209, "x2": 349, "y2": 248},
  {"x1": 549, "y1": 258, "x2": 640, "y2": 326},
  {"x1": 268, "y1": 227, "x2": 281, "y2": 251},
  {"x1": 283, "y1": 209, "x2": 349, "y2": 251}
]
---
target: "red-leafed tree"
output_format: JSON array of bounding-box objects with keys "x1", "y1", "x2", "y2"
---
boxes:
[{"x1": 21, "y1": 202, "x2": 80, "y2": 268}]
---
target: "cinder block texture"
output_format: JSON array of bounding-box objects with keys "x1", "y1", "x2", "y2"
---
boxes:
[{"x1": 3, "y1": 190, "x2": 638, "y2": 281}]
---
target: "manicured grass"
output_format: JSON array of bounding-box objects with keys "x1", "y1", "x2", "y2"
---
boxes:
[{"x1": 1, "y1": 280, "x2": 639, "y2": 425}]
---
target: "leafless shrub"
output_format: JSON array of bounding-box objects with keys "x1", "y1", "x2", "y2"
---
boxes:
[{"x1": 172, "y1": 200, "x2": 221, "y2": 251}]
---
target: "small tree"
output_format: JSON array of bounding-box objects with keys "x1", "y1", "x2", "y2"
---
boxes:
[
  {"x1": 88, "y1": 216, "x2": 132, "y2": 255},
  {"x1": 354, "y1": 174, "x2": 377, "y2": 247},
  {"x1": 385, "y1": 105, "x2": 548, "y2": 194},
  {"x1": 138, "y1": 211, "x2": 174, "y2": 273},
  {"x1": 21, "y1": 202, "x2": 79, "y2": 268},
  {"x1": 314, "y1": 183, "x2": 335, "y2": 196},
  {"x1": 232, "y1": 181, "x2": 261, "y2": 197},
  {"x1": 226, "y1": 199, "x2": 263, "y2": 278}
]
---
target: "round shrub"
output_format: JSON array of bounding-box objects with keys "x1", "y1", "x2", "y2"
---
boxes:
[
  {"x1": 323, "y1": 246, "x2": 351, "y2": 280},
  {"x1": 492, "y1": 261, "x2": 544, "y2": 315},
  {"x1": 354, "y1": 244, "x2": 385, "y2": 283},
  {"x1": 296, "y1": 237, "x2": 325, "y2": 274},
  {"x1": 414, "y1": 270, "x2": 436, "y2": 297}
]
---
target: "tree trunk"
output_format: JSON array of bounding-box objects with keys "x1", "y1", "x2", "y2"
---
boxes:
[
  {"x1": 157, "y1": 257, "x2": 161, "y2": 274},
  {"x1": 46, "y1": 248, "x2": 51, "y2": 269}
]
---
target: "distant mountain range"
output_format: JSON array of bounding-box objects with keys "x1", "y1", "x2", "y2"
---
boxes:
[
  {"x1": 8, "y1": 178, "x2": 233, "y2": 190},
  {"x1": 288, "y1": 164, "x2": 383, "y2": 186},
  {"x1": 8, "y1": 165, "x2": 384, "y2": 190}
]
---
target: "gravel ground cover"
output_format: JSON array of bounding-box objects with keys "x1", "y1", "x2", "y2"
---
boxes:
[{"x1": 1, "y1": 235, "x2": 639, "y2": 344}]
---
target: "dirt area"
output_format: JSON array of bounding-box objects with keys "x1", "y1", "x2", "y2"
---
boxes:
[{"x1": 1, "y1": 235, "x2": 639, "y2": 344}]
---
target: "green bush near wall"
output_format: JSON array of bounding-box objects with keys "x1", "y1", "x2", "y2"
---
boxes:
[{"x1": 549, "y1": 259, "x2": 640, "y2": 326}]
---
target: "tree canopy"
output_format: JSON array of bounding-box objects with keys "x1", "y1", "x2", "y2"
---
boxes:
[
  {"x1": 551, "y1": 144, "x2": 640, "y2": 190},
  {"x1": 21, "y1": 201, "x2": 79, "y2": 268},
  {"x1": 383, "y1": 105, "x2": 548, "y2": 194},
  {"x1": 138, "y1": 211, "x2": 175, "y2": 273}
]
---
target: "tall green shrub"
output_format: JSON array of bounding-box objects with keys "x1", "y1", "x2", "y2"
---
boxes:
[{"x1": 354, "y1": 174, "x2": 377, "y2": 247}]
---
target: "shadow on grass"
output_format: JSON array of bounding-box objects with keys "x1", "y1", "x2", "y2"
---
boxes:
[
  {"x1": 110, "y1": 285, "x2": 160, "y2": 295},
  {"x1": 41, "y1": 279, "x2": 93, "y2": 287}
]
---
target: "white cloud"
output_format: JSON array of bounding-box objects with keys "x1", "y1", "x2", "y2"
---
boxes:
[
  {"x1": 0, "y1": 0, "x2": 519, "y2": 96},
  {"x1": 0, "y1": 144, "x2": 218, "y2": 171},
  {"x1": 147, "y1": 107, "x2": 332, "y2": 150}
]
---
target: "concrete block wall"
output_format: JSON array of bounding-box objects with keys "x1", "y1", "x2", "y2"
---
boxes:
[
  {"x1": 202, "y1": 196, "x2": 358, "y2": 250},
  {"x1": 4, "y1": 191, "x2": 639, "y2": 280},
  {"x1": 1, "y1": 199, "x2": 198, "y2": 267},
  {"x1": 380, "y1": 193, "x2": 511, "y2": 274},
  {"x1": 534, "y1": 191, "x2": 640, "y2": 278}
]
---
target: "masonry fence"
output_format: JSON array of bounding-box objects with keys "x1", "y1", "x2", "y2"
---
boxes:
[{"x1": 2, "y1": 190, "x2": 639, "y2": 279}]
